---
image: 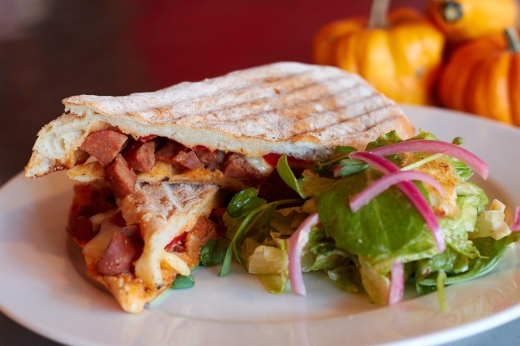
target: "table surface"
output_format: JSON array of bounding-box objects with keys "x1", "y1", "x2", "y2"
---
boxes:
[{"x1": 2, "y1": 0, "x2": 520, "y2": 345}]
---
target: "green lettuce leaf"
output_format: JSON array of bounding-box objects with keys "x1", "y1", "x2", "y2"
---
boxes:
[{"x1": 316, "y1": 169, "x2": 437, "y2": 271}]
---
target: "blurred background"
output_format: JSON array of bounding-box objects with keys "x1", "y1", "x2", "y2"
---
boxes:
[
  {"x1": 1, "y1": 1, "x2": 520, "y2": 345},
  {"x1": 0, "y1": 0, "x2": 428, "y2": 187}
]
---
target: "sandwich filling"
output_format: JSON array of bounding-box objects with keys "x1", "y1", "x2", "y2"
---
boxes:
[
  {"x1": 67, "y1": 181, "x2": 222, "y2": 313},
  {"x1": 67, "y1": 127, "x2": 312, "y2": 200}
]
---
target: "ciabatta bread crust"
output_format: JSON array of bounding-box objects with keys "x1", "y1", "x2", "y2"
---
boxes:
[{"x1": 25, "y1": 62, "x2": 414, "y2": 178}]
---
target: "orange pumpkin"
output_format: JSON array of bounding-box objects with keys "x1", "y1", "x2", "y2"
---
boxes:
[
  {"x1": 438, "y1": 28, "x2": 520, "y2": 126},
  {"x1": 313, "y1": 1, "x2": 445, "y2": 105},
  {"x1": 427, "y1": 0, "x2": 519, "y2": 45}
]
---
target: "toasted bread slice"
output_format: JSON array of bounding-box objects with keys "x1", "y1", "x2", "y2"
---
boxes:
[
  {"x1": 72, "y1": 183, "x2": 222, "y2": 313},
  {"x1": 25, "y1": 62, "x2": 414, "y2": 179}
]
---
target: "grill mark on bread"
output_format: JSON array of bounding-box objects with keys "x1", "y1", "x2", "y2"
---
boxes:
[
  {"x1": 292, "y1": 104, "x2": 407, "y2": 144},
  {"x1": 289, "y1": 93, "x2": 385, "y2": 136},
  {"x1": 125, "y1": 70, "x2": 313, "y2": 121},
  {"x1": 171, "y1": 77, "x2": 377, "y2": 139},
  {"x1": 147, "y1": 74, "x2": 334, "y2": 124},
  {"x1": 154, "y1": 74, "x2": 361, "y2": 125},
  {"x1": 179, "y1": 70, "x2": 310, "y2": 108},
  {"x1": 361, "y1": 114, "x2": 405, "y2": 132},
  {"x1": 323, "y1": 103, "x2": 401, "y2": 131}
]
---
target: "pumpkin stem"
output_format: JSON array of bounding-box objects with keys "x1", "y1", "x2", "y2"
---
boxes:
[
  {"x1": 439, "y1": 1, "x2": 463, "y2": 23},
  {"x1": 505, "y1": 28, "x2": 520, "y2": 53},
  {"x1": 367, "y1": 0, "x2": 390, "y2": 28}
]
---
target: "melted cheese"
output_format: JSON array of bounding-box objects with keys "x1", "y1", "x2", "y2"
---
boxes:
[
  {"x1": 83, "y1": 216, "x2": 122, "y2": 262},
  {"x1": 134, "y1": 214, "x2": 193, "y2": 288},
  {"x1": 245, "y1": 157, "x2": 274, "y2": 176}
]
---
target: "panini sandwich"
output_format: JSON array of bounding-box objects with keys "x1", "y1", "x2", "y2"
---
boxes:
[{"x1": 25, "y1": 62, "x2": 414, "y2": 313}]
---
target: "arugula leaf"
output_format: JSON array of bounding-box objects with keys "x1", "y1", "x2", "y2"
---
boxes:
[
  {"x1": 335, "y1": 146, "x2": 359, "y2": 155},
  {"x1": 276, "y1": 155, "x2": 304, "y2": 197},
  {"x1": 335, "y1": 159, "x2": 369, "y2": 176},
  {"x1": 200, "y1": 237, "x2": 231, "y2": 266},
  {"x1": 310, "y1": 146, "x2": 358, "y2": 175},
  {"x1": 227, "y1": 188, "x2": 266, "y2": 218},
  {"x1": 171, "y1": 274, "x2": 195, "y2": 289}
]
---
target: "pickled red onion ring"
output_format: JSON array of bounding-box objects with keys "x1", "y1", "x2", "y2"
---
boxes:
[
  {"x1": 288, "y1": 212, "x2": 319, "y2": 296},
  {"x1": 349, "y1": 171, "x2": 446, "y2": 212},
  {"x1": 510, "y1": 207, "x2": 520, "y2": 232},
  {"x1": 349, "y1": 152, "x2": 446, "y2": 253},
  {"x1": 389, "y1": 261, "x2": 404, "y2": 305},
  {"x1": 367, "y1": 140, "x2": 489, "y2": 179}
]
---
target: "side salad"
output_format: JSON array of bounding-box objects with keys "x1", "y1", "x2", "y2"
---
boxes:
[{"x1": 197, "y1": 130, "x2": 520, "y2": 308}]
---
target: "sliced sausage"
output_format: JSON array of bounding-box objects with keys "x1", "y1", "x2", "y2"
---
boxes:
[
  {"x1": 80, "y1": 130, "x2": 128, "y2": 167},
  {"x1": 105, "y1": 154, "x2": 137, "y2": 199},
  {"x1": 222, "y1": 153, "x2": 263, "y2": 180},
  {"x1": 195, "y1": 149, "x2": 225, "y2": 171},
  {"x1": 119, "y1": 224, "x2": 143, "y2": 244},
  {"x1": 96, "y1": 232, "x2": 142, "y2": 276},
  {"x1": 122, "y1": 140, "x2": 155, "y2": 173},
  {"x1": 188, "y1": 217, "x2": 216, "y2": 241},
  {"x1": 156, "y1": 140, "x2": 203, "y2": 170},
  {"x1": 155, "y1": 140, "x2": 184, "y2": 164},
  {"x1": 66, "y1": 215, "x2": 96, "y2": 245},
  {"x1": 172, "y1": 150, "x2": 202, "y2": 170}
]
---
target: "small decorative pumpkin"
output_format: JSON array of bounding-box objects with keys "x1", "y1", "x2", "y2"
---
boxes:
[
  {"x1": 438, "y1": 28, "x2": 520, "y2": 125},
  {"x1": 427, "y1": 0, "x2": 519, "y2": 45},
  {"x1": 313, "y1": 0, "x2": 445, "y2": 105}
]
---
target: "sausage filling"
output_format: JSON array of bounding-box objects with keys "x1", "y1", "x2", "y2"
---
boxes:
[{"x1": 78, "y1": 129, "x2": 270, "y2": 199}]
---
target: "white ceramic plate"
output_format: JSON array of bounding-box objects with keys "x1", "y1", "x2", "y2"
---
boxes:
[{"x1": 1, "y1": 105, "x2": 520, "y2": 346}]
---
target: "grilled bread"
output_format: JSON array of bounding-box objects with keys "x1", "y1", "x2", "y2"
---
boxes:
[{"x1": 25, "y1": 62, "x2": 414, "y2": 181}]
